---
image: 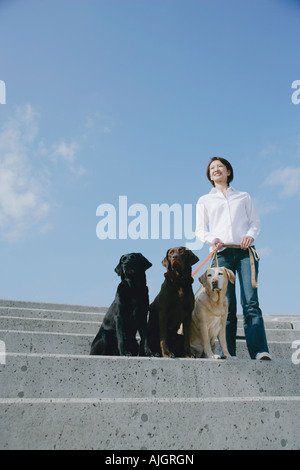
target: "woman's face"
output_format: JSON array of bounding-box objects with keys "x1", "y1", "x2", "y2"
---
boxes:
[{"x1": 209, "y1": 160, "x2": 230, "y2": 186}]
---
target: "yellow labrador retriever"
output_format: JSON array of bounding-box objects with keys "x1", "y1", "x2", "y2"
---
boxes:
[{"x1": 190, "y1": 267, "x2": 236, "y2": 359}]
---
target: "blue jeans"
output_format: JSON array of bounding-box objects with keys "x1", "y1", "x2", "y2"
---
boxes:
[{"x1": 212, "y1": 247, "x2": 269, "y2": 359}]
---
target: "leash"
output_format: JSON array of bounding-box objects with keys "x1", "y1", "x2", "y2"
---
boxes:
[
  {"x1": 192, "y1": 250, "x2": 218, "y2": 298},
  {"x1": 222, "y1": 244, "x2": 260, "y2": 289},
  {"x1": 191, "y1": 245, "x2": 260, "y2": 293},
  {"x1": 191, "y1": 250, "x2": 217, "y2": 278}
]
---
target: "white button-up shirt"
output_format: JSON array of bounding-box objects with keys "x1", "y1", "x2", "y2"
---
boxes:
[{"x1": 195, "y1": 186, "x2": 261, "y2": 249}]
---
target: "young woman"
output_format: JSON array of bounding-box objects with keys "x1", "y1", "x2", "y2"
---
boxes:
[{"x1": 195, "y1": 157, "x2": 271, "y2": 360}]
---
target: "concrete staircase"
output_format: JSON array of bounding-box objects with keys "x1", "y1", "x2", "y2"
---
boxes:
[{"x1": 0, "y1": 298, "x2": 299, "y2": 450}]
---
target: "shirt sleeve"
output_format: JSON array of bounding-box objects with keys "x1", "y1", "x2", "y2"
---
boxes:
[
  {"x1": 245, "y1": 193, "x2": 261, "y2": 240},
  {"x1": 195, "y1": 197, "x2": 216, "y2": 245}
]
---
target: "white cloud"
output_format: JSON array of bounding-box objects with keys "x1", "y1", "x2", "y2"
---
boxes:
[
  {"x1": 84, "y1": 111, "x2": 113, "y2": 135},
  {"x1": 39, "y1": 224, "x2": 54, "y2": 235},
  {"x1": 253, "y1": 197, "x2": 279, "y2": 217},
  {"x1": 0, "y1": 105, "x2": 50, "y2": 241},
  {"x1": 52, "y1": 140, "x2": 85, "y2": 176},
  {"x1": 0, "y1": 104, "x2": 87, "y2": 241},
  {"x1": 53, "y1": 141, "x2": 78, "y2": 163},
  {"x1": 258, "y1": 246, "x2": 272, "y2": 258},
  {"x1": 264, "y1": 166, "x2": 300, "y2": 198},
  {"x1": 259, "y1": 144, "x2": 280, "y2": 158}
]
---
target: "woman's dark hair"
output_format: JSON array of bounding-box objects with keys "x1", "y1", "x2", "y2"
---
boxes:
[{"x1": 206, "y1": 156, "x2": 234, "y2": 186}]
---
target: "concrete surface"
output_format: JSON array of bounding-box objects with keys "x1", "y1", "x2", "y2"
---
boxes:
[
  {"x1": 1, "y1": 354, "x2": 299, "y2": 399},
  {"x1": 0, "y1": 329, "x2": 295, "y2": 359},
  {"x1": 1, "y1": 396, "x2": 299, "y2": 450},
  {"x1": 0, "y1": 298, "x2": 299, "y2": 450}
]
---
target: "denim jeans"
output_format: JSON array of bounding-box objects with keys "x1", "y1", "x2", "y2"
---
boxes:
[{"x1": 212, "y1": 247, "x2": 269, "y2": 359}]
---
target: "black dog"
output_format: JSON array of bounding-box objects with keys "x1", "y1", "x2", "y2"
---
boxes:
[
  {"x1": 90, "y1": 253, "x2": 152, "y2": 356},
  {"x1": 147, "y1": 247, "x2": 199, "y2": 358}
]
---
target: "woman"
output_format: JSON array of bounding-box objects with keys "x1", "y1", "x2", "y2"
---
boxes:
[{"x1": 195, "y1": 157, "x2": 271, "y2": 360}]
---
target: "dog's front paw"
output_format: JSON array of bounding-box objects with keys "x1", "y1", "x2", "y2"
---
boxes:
[
  {"x1": 160, "y1": 340, "x2": 175, "y2": 358},
  {"x1": 162, "y1": 351, "x2": 175, "y2": 358},
  {"x1": 144, "y1": 347, "x2": 160, "y2": 357},
  {"x1": 123, "y1": 351, "x2": 133, "y2": 357},
  {"x1": 211, "y1": 354, "x2": 222, "y2": 359},
  {"x1": 184, "y1": 348, "x2": 195, "y2": 359},
  {"x1": 143, "y1": 347, "x2": 152, "y2": 357}
]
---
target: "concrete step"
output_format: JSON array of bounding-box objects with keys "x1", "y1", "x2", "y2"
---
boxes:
[
  {"x1": 1, "y1": 299, "x2": 298, "y2": 320},
  {"x1": 1, "y1": 354, "x2": 299, "y2": 399},
  {"x1": 0, "y1": 299, "x2": 106, "y2": 313},
  {"x1": 237, "y1": 328, "x2": 299, "y2": 342},
  {"x1": 1, "y1": 298, "x2": 299, "y2": 450},
  {"x1": 1, "y1": 315, "x2": 299, "y2": 342},
  {"x1": 1, "y1": 306, "x2": 296, "y2": 331},
  {"x1": 1, "y1": 299, "x2": 299, "y2": 322},
  {"x1": 0, "y1": 316, "x2": 100, "y2": 335},
  {"x1": 0, "y1": 329, "x2": 296, "y2": 359},
  {"x1": 0, "y1": 329, "x2": 93, "y2": 355},
  {"x1": 1, "y1": 396, "x2": 299, "y2": 450},
  {"x1": 0, "y1": 306, "x2": 104, "y2": 323}
]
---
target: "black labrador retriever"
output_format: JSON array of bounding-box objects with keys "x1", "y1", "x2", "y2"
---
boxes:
[
  {"x1": 90, "y1": 253, "x2": 152, "y2": 356},
  {"x1": 147, "y1": 247, "x2": 199, "y2": 358}
]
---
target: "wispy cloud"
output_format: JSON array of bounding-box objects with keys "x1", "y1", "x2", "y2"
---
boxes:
[
  {"x1": 53, "y1": 141, "x2": 78, "y2": 163},
  {"x1": 258, "y1": 246, "x2": 272, "y2": 258},
  {"x1": 259, "y1": 144, "x2": 280, "y2": 158},
  {"x1": 264, "y1": 166, "x2": 300, "y2": 198},
  {"x1": 84, "y1": 111, "x2": 113, "y2": 135},
  {"x1": 52, "y1": 140, "x2": 85, "y2": 176},
  {"x1": 253, "y1": 196, "x2": 279, "y2": 217},
  {"x1": 0, "y1": 104, "x2": 87, "y2": 241},
  {"x1": 0, "y1": 105, "x2": 50, "y2": 241}
]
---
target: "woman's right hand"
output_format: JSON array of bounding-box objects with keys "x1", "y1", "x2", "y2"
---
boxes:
[{"x1": 211, "y1": 238, "x2": 224, "y2": 251}]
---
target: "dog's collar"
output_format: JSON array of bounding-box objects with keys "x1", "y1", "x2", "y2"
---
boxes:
[{"x1": 164, "y1": 271, "x2": 194, "y2": 286}]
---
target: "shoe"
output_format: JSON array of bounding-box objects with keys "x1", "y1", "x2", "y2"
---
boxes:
[{"x1": 255, "y1": 352, "x2": 272, "y2": 360}]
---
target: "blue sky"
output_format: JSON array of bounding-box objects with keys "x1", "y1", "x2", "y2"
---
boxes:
[{"x1": 0, "y1": 0, "x2": 300, "y2": 314}]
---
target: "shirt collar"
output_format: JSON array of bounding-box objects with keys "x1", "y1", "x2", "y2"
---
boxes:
[{"x1": 210, "y1": 186, "x2": 235, "y2": 195}]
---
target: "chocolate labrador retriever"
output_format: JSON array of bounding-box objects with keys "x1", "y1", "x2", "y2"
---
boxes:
[
  {"x1": 90, "y1": 253, "x2": 152, "y2": 356},
  {"x1": 147, "y1": 247, "x2": 199, "y2": 358}
]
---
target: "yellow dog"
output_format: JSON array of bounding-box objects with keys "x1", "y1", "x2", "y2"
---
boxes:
[{"x1": 190, "y1": 267, "x2": 236, "y2": 359}]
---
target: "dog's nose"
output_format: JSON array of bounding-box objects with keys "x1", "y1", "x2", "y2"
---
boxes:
[{"x1": 212, "y1": 278, "x2": 218, "y2": 287}]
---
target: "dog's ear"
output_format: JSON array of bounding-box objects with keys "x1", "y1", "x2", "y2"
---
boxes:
[
  {"x1": 224, "y1": 268, "x2": 236, "y2": 284},
  {"x1": 161, "y1": 250, "x2": 170, "y2": 269},
  {"x1": 199, "y1": 272, "x2": 207, "y2": 287},
  {"x1": 114, "y1": 256, "x2": 124, "y2": 276},
  {"x1": 186, "y1": 248, "x2": 199, "y2": 266},
  {"x1": 137, "y1": 253, "x2": 152, "y2": 271}
]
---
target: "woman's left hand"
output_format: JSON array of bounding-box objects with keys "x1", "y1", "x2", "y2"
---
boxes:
[{"x1": 241, "y1": 236, "x2": 254, "y2": 250}]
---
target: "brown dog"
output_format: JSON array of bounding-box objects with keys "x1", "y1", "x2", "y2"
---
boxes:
[{"x1": 147, "y1": 247, "x2": 199, "y2": 358}]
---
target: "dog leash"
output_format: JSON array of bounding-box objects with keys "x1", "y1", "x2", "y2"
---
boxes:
[
  {"x1": 192, "y1": 250, "x2": 218, "y2": 298},
  {"x1": 192, "y1": 245, "x2": 260, "y2": 291},
  {"x1": 222, "y1": 244, "x2": 260, "y2": 289},
  {"x1": 191, "y1": 250, "x2": 217, "y2": 278}
]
